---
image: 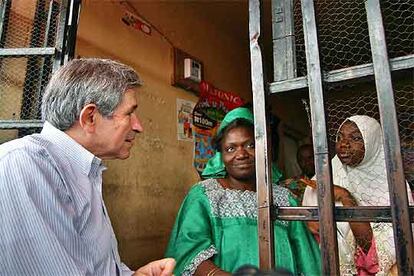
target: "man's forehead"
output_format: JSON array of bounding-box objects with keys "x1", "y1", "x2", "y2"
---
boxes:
[
  {"x1": 124, "y1": 89, "x2": 138, "y2": 101},
  {"x1": 117, "y1": 89, "x2": 138, "y2": 111}
]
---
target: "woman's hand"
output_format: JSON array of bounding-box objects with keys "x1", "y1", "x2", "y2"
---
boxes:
[
  {"x1": 331, "y1": 186, "x2": 373, "y2": 253},
  {"x1": 333, "y1": 185, "x2": 357, "y2": 206},
  {"x1": 134, "y1": 258, "x2": 176, "y2": 276},
  {"x1": 302, "y1": 182, "x2": 372, "y2": 252}
]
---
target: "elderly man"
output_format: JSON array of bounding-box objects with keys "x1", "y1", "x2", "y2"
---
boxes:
[{"x1": 0, "y1": 58, "x2": 175, "y2": 275}]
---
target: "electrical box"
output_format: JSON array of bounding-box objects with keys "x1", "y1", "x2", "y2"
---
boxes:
[
  {"x1": 184, "y1": 58, "x2": 202, "y2": 83},
  {"x1": 172, "y1": 47, "x2": 204, "y2": 94}
]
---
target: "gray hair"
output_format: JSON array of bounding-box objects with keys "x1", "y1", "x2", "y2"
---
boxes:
[{"x1": 42, "y1": 58, "x2": 142, "y2": 130}]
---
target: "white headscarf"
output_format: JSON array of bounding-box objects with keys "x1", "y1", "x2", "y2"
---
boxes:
[
  {"x1": 302, "y1": 115, "x2": 413, "y2": 275},
  {"x1": 331, "y1": 115, "x2": 390, "y2": 206}
]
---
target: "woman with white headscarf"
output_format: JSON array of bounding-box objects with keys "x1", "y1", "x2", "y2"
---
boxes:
[{"x1": 302, "y1": 115, "x2": 414, "y2": 275}]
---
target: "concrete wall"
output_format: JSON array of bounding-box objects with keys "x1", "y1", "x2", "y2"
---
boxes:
[{"x1": 76, "y1": 1, "x2": 252, "y2": 269}]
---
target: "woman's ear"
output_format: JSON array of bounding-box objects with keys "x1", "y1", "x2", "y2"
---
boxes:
[{"x1": 79, "y1": 104, "x2": 99, "y2": 133}]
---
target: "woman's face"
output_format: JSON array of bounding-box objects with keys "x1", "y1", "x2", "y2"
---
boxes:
[
  {"x1": 336, "y1": 120, "x2": 365, "y2": 167},
  {"x1": 221, "y1": 126, "x2": 256, "y2": 181}
]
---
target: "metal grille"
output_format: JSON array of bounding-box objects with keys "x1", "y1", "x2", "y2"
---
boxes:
[
  {"x1": 325, "y1": 78, "x2": 414, "y2": 190},
  {"x1": 262, "y1": 0, "x2": 414, "y2": 273},
  {"x1": 293, "y1": 0, "x2": 414, "y2": 77},
  {"x1": 1, "y1": 0, "x2": 61, "y2": 48},
  {"x1": 0, "y1": 0, "x2": 62, "y2": 142},
  {"x1": 0, "y1": 56, "x2": 53, "y2": 119}
]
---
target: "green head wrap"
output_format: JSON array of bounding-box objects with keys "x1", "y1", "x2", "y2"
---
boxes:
[{"x1": 201, "y1": 107, "x2": 283, "y2": 182}]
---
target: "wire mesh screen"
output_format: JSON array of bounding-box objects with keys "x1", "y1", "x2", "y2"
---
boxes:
[
  {"x1": 293, "y1": 0, "x2": 414, "y2": 77},
  {"x1": 0, "y1": 56, "x2": 53, "y2": 120},
  {"x1": 322, "y1": 79, "x2": 413, "y2": 275},
  {"x1": 382, "y1": 0, "x2": 414, "y2": 60},
  {"x1": 1, "y1": 0, "x2": 60, "y2": 48},
  {"x1": 0, "y1": 0, "x2": 62, "y2": 143},
  {"x1": 274, "y1": 0, "x2": 413, "y2": 274},
  {"x1": 325, "y1": 77, "x2": 414, "y2": 191}
]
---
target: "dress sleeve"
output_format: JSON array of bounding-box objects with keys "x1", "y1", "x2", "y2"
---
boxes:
[
  {"x1": 287, "y1": 195, "x2": 322, "y2": 276},
  {"x1": 165, "y1": 184, "x2": 217, "y2": 276},
  {"x1": 0, "y1": 149, "x2": 84, "y2": 275}
]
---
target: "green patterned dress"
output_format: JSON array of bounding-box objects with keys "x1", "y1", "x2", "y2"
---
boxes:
[{"x1": 165, "y1": 178, "x2": 321, "y2": 275}]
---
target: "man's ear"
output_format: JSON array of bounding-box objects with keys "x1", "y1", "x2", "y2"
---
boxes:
[{"x1": 79, "y1": 104, "x2": 99, "y2": 133}]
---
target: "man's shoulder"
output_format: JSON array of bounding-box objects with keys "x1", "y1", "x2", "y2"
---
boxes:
[{"x1": 0, "y1": 134, "x2": 51, "y2": 163}]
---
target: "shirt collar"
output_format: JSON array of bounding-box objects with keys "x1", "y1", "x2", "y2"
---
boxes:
[{"x1": 41, "y1": 121, "x2": 105, "y2": 176}]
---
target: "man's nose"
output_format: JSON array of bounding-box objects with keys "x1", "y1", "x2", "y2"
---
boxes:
[{"x1": 131, "y1": 113, "x2": 144, "y2": 133}]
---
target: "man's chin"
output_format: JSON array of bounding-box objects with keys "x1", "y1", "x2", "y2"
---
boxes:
[{"x1": 117, "y1": 151, "x2": 131, "y2": 160}]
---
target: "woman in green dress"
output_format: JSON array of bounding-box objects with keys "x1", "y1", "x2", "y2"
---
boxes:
[{"x1": 165, "y1": 107, "x2": 321, "y2": 275}]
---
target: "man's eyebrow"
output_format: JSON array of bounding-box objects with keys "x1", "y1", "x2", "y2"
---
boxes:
[{"x1": 128, "y1": 104, "x2": 138, "y2": 112}]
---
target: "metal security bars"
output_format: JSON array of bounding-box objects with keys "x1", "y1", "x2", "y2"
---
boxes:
[
  {"x1": 249, "y1": 1, "x2": 275, "y2": 269},
  {"x1": 0, "y1": 0, "x2": 80, "y2": 143},
  {"x1": 249, "y1": 0, "x2": 414, "y2": 275}
]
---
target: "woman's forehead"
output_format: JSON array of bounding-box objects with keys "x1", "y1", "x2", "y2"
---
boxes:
[
  {"x1": 339, "y1": 120, "x2": 361, "y2": 134},
  {"x1": 223, "y1": 126, "x2": 254, "y2": 141}
]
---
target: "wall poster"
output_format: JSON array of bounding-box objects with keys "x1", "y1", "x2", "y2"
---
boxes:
[
  {"x1": 177, "y1": 98, "x2": 196, "y2": 142},
  {"x1": 193, "y1": 81, "x2": 245, "y2": 174}
]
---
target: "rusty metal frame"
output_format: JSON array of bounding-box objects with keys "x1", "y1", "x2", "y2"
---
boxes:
[
  {"x1": 300, "y1": 0, "x2": 339, "y2": 274},
  {"x1": 275, "y1": 206, "x2": 414, "y2": 222},
  {"x1": 249, "y1": 0, "x2": 275, "y2": 270},
  {"x1": 269, "y1": 54, "x2": 414, "y2": 94},
  {"x1": 0, "y1": 0, "x2": 11, "y2": 48},
  {"x1": 272, "y1": 0, "x2": 296, "y2": 81},
  {"x1": 365, "y1": 0, "x2": 414, "y2": 274},
  {"x1": 249, "y1": 0, "x2": 414, "y2": 274}
]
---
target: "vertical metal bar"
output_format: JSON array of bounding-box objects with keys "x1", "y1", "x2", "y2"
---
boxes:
[
  {"x1": 0, "y1": 0, "x2": 12, "y2": 72},
  {"x1": 36, "y1": 0, "x2": 60, "y2": 118},
  {"x1": 44, "y1": 1, "x2": 59, "y2": 48},
  {"x1": 0, "y1": 0, "x2": 11, "y2": 48},
  {"x1": 272, "y1": 0, "x2": 296, "y2": 81},
  {"x1": 20, "y1": 0, "x2": 47, "y2": 122},
  {"x1": 64, "y1": 0, "x2": 81, "y2": 63},
  {"x1": 53, "y1": 0, "x2": 69, "y2": 72},
  {"x1": 365, "y1": 0, "x2": 414, "y2": 274},
  {"x1": 249, "y1": 0, "x2": 275, "y2": 270},
  {"x1": 300, "y1": 0, "x2": 339, "y2": 275}
]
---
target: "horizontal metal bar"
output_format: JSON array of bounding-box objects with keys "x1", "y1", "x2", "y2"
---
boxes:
[
  {"x1": 269, "y1": 54, "x2": 414, "y2": 94},
  {"x1": 269, "y1": 76, "x2": 307, "y2": 93},
  {"x1": 325, "y1": 54, "x2": 414, "y2": 82},
  {"x1": 0, "y1": 120, "x2": 43, "y2": 129},
  {"x1": 0, "y1": 47, "x2": 56, "y2": 57},
  {"x1": 274, "y1": 206, "x2": 414, "y2": 222}
]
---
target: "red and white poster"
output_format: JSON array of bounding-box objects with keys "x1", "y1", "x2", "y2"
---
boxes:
[
  {"x1": 193, "y1": 81, "x2": 245, "y2": 174},
  {"x1": 177, "y1": 99, "x2": 196, "y2": 142}
]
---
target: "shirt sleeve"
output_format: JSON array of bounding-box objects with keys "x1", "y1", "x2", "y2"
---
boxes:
[
  {"x1": 164, "y1": 184, "x2": 217, "y2": 275},
  {"x1": 0, "y1": 149, "x2": 85, "y2": 275},
  {"x1": 120, "y1": 262, "x2": 134, "y2": 276}
]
